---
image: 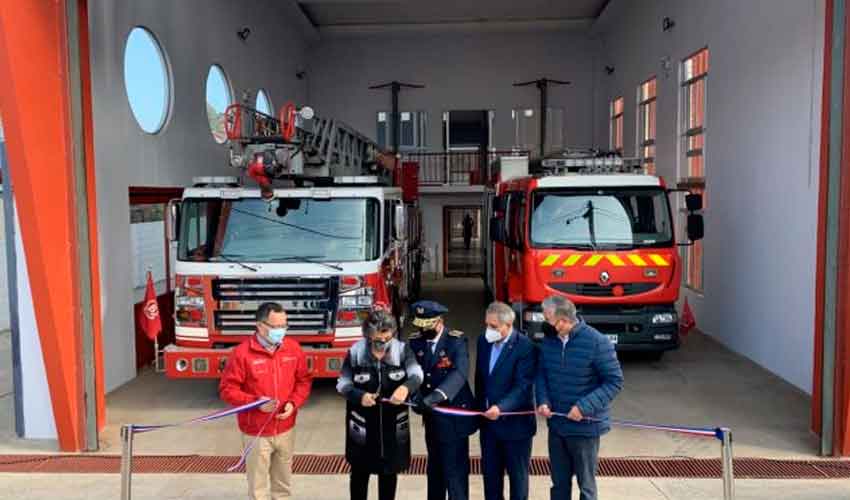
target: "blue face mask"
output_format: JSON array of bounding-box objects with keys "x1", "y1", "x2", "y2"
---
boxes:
[{"x1": 268, "y1": 327, "x2": 287, "y2": 344}]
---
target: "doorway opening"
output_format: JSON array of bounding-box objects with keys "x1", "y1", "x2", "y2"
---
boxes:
[
  {"x1": 443, "y1": 206, "x2": 483, "y2": 277},
  {"x1": 128, "y1": 187, "x2": 182, "y2": 371}
]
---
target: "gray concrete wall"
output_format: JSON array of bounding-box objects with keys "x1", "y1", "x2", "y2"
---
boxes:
[
  {"x1": 307, "y1": 28, "x2": 608, "y2": 151},
  {"x1": 88, "y1": 0, "x2": 311, "y2": 392},
  {"x1": 593, "y1": 0, "x2": 825, "y2": 393}
]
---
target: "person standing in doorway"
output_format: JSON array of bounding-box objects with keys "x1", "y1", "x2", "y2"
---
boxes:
[
  {"x1": 337, "y1": 309, "x2": 424, "y2": 500},
  {"x1": 536, "y1": 295, "x2": 624, "y2": 500},
  {"x1": 462, "y1": 212, "x2": 475, "y2": 250},
  {"x1": 475, "y1": 301, "x2": 537, "y2": 500},
  {"x1": 408, "y1": 300, "x2": 478, "y2": 500},
  {"x1": 219, "y1": 302, "x2": 313, "y2": 500}
]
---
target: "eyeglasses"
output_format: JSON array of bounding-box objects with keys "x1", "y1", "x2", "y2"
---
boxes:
[{"x1": 262, "y1": 320, "x2": 288, "y2": 329}]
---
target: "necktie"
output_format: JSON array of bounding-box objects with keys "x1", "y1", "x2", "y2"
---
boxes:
[{"x1": 425, "y1": 341, "x2": 435, "y2": 366}]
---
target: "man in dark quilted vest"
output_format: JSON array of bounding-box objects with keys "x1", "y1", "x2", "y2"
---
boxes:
[{"x1": 536, "y1": 295, "x2": 624, "y2": 500}]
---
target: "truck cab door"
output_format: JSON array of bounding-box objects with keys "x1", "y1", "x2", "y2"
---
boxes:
[{"x1": 505, "y1": 192, "x2": 526, "y2": 303}]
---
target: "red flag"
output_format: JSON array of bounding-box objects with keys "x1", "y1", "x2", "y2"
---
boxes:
[
  {"x1": 140, "y1": 271, "x2": 162, "y2": 341},
  {"x1": 679, "y1": 298, "x2": 696, "y2": 336}
]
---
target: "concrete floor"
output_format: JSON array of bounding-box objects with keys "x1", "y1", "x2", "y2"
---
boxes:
[
  {"x1": 0, "y1": 278, "x2": 819, "y2": 458},
  {"x1": 0, "y1": 474, "x2": 848, "y2": 500},
  {"x1": 0, "y1": 278, "x2": 837, "y2": 499}
]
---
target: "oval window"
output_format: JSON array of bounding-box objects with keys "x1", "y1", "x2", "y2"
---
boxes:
[
  {"x1": 256, "y1": 89, "x2": 272, "y2": 115},
  {"x1": 123, "y1": 27, "x2": 170, "y2": 133},
  {"x1": 206, "y1": 65, "x2": 233, "y2": 144}
]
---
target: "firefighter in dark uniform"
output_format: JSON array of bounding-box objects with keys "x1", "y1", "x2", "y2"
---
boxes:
[
  {"x1": 337, "y1": 309, "x2": 424, "y2": 500},
  {"x1": 409, "y1": 300, "x2": 478, "y2": 500}
]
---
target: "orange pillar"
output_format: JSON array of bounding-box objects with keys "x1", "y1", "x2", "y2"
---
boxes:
[{"x1": 0, "y1": 0, "x2": 104, "y2": 450}]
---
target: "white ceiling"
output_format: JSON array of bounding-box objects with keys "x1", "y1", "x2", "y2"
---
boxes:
[{"x1": 297, "y1": 0, "x2": 610, "y2": 27}]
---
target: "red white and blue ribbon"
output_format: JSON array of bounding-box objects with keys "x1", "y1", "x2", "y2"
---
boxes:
[
  {"x1": 384, "y1": 399, "x2": 721, "y2": 440},
  {"x1": 128, "y1": 397, "x2": 276, "y2": 471}
]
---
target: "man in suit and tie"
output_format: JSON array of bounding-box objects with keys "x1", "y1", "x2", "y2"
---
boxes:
[
  {"x1": 474, "y1": 301, "x2": 537, "y2": 500},
  {"x1": 409, "y1": 300, "x2": 478, "y2": 500}
]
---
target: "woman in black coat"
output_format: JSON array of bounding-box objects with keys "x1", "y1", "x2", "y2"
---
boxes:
[{"x1": 336, "y1": 309, "x2": 424, "y2": 500}]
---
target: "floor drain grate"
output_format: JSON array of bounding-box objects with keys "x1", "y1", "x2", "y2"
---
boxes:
[{"x1": 0, "y1": 454, "x2": 848, "y2": 478}]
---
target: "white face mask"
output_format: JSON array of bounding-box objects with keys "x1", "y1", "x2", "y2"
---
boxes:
[{"x1": 485, "y1": 327, "x2": 503, "y2": 343}]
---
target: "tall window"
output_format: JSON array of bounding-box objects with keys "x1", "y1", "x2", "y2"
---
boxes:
[
  {"x1": 637, "y1": 78, "x2": 657, "y2": 174},
  {"x1": 680, "y1": 48, "x2": 709, "y2": 292},
  {"x1": 512, "y1": 107, "x2": 565, "y2": 154},
  {"x1": 610, "y1": 97, "x2": 624, "y2": 153},
  {"x1": 376, "y1": 111, "x2": 426, "y2": 151}
]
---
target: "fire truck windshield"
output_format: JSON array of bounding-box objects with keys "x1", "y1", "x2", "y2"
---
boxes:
[
  {"x1": 177, "y1": 197, "x2": 381, "y2": 263},
  {"x1": 530, "y1": 187, "x2": 673, "y2": 249}
]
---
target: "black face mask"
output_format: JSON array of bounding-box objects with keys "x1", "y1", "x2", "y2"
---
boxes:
[
  {"x1": 541, "y1": 322, "x2": 558, "y2": 337},
  {"x1": 371, "y1": 339, "x2": 391, "y2": 352},
  {"x1": 421, "y1": 329, "x2": 438, "y2": 341}
]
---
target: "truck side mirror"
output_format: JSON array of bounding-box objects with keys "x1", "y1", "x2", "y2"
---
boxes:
[
  {"x1": 685, "y1": 193, "x2": 703, "y2": 212},
  {"x1": 394, "y1": 204, "x2": 406, "y2": 240},
  {"x1": 687, "y1": 214, "x2": 704, "y2": 241},
  {"x1": 166, "y1": 199, "x2": 180, "y2": 242},
  {"x1": 489, "y1": 217, "x2": 506, "y2": 243}
]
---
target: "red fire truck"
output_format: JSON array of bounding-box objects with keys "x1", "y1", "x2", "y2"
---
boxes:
[
  {"x1": 162, "y1": 101, "x2": 422, "y2": 378},
  {"x1": 484, "y1": 150, "x2": 703, "y2": 357}
]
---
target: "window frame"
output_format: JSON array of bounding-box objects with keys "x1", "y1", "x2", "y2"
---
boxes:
[
  {"x1": 678, "y1": 47, "x2": 709, "y2": 293},
  {"x1": 205, "y1": 64, "x2": 234, "y2": 145},
  {"x1": 376, "y1": 110, "x2": 427, "y2": 151},
  {"x1": 637, "y1": 77, "x2": 657, "y2": 175},
  {"x1": 123, "y1": 26, "x2": 173, "y2": 134},
  {"x1": 610, "y1": 97, "x2": 625, "y2": 154}
]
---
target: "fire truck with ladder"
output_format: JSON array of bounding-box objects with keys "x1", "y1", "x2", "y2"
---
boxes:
[
  {"x1": 484, "y1": 149, "x2": 704, "y2": 358},
  {"x1": 162, "y1": 99, "x2": 423, "y2": 378}
]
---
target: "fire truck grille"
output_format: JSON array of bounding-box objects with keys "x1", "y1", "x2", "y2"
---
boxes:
[
  {"x1": 212, "y1": 277, "x2": 337, "y2": 334},
  {"x1": 549, "y1": 282, "x2": 658, "y2": 297}
]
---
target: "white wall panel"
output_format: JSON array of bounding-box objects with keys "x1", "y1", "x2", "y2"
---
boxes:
[{"x1": 594, "y1": 0, "x2": 825, "y2": 393}]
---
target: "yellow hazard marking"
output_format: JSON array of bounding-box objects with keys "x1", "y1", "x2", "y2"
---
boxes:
[
  {"x1": 649, "y1": 254, "x2": 670, "y2": 266},
  {"x1": 563, "y1": 254, "x2": 582, "y2": 267},
  {"x1": 584, "y1": 255, "x2": 604, "y2": 267},
  {"x1": 541, "y1": 255, "x2": 560, "y2": 267},
  {"x1": 606, "y1": 255, "x2": 626, "y2": 266},
  {"x1": 628, "y1": 254, "x2": 648, "y2": 266}
]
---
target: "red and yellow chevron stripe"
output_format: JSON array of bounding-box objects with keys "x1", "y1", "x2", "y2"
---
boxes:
[{"x1": 540, "y1": 253, "x2": 671, "y2": 268}]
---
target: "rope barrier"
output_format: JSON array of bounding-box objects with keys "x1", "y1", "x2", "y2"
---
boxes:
[
  {"x1": 120, "y1": 397, "x2": 734, "y2": 500},
  {"x1": 121, "y1": 397, "x2": 274, "y2": 500},
  {"x1": 383, "y1": 399, "x2": 722, "y2": 440}
]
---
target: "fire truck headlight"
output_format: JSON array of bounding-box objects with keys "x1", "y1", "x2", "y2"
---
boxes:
[
  {"x1": 524, "y1": 311, "x2": 545, "y2": 323},
  {"x1": 356, "y1": 295, "x2": 373, "y2": 307},
  {"x1": 176, "y1": 296, "x2": 205, "y2": 308},
  {"x1": 340, "y1": 296, "x2": 358, "y2": 308},
  {"x1": 651, "y1": 313, "x2": 677, "y2": 324}
]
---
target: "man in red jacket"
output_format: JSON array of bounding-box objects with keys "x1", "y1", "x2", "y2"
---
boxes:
[{"x1": 220, "y1": 302, "x2": 313, "y2": 500}]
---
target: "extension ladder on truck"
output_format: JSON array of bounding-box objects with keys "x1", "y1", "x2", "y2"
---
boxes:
[{"x1": 223, "y1": 100, "x2": 396, "y2": 188}]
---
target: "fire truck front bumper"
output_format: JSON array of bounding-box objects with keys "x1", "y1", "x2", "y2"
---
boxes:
[
  {"x1": 521, "y1": 304, "x2": 680, "y2": 352},
  {"x1": 163, "y1": 344, "x2": 350, "y2": 379}
]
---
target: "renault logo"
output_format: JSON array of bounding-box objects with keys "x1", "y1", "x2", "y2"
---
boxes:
[{"x1": 599, "y1": 271, "x2": 611, "y2": 284}]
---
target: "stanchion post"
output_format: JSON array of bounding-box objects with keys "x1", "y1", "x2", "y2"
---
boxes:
[
  {"x1": 120, "y1": 424, "x2": 134, "y2": 500},
  {"x1": 720, "y1": 427, "x2": 735, "y2": 500}
]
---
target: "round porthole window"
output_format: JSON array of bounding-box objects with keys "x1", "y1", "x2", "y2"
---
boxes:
[
  {"x1": 256, "y1": 89, "x2": 272, "y2": 115},
  {"x1": 123, "y1": 27, "x2": 170, "y2": 134},
  {"x1": 206, "y1": 65, "x2": 233, "y2": 144}
]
